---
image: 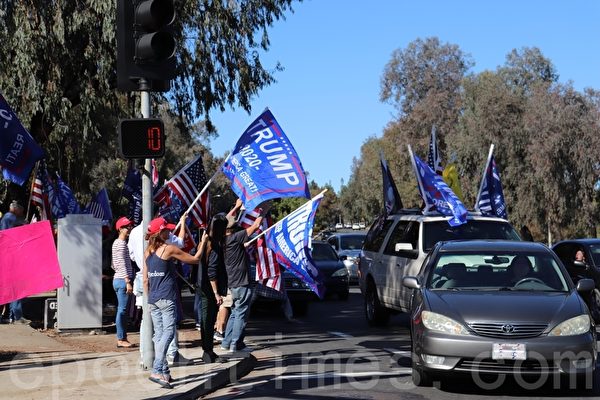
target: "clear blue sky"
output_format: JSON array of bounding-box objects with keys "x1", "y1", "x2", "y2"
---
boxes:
[{"x1": 208, "y1": 0, "x2": 600, "y2": 193}]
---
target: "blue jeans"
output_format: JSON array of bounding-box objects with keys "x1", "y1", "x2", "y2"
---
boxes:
[
  {"x1": 113, "y1": 279, "x2": 130, "y2": 340},
  {"x1": 221, "y1": 285, "x2": 253, "y2": 351},
  {"x1": 149, "y1": 299, "x2": 176, "y2": 375},
  {"x1": 9, "y1": 300, "x2": 22, "y2": 321},
  {"x1": 194, "y1": 291, "x2": 203, "y2": 326}
]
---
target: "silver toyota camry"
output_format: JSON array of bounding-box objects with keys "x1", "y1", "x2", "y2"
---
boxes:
[{"x1": 403, "y1": 240, "x2": 597, "y2": 390}]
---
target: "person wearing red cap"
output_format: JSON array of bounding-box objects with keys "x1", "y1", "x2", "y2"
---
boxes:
[
  {"x1": 112, "y1": 216, "x2": 134, "y2": 348},
  {"x1": 143, "y1": 216, "x2": 207, "y2": 388}
]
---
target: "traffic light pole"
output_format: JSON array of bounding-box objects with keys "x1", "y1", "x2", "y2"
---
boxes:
[{"x1": 140, "y1": 80, "x2": 155, "y2": 370}]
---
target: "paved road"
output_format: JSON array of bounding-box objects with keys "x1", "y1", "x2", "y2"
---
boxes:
[{"x1": 206, "y1": 287, "x2": 600, "y2": 399}]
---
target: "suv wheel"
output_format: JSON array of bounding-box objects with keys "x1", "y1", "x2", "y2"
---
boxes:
[{"x1": 365, "y1": 280, "x2": 389, "y2": 326}]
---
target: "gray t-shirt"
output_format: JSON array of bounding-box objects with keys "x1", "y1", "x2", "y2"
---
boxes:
[{"x1": 224, "y1": 229, "x2": 250, "y2": 288}]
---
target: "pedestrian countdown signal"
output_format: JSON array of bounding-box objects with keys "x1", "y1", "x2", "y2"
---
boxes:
[{"x1": 118, "y1": 118, "x2": 166, "y2": 159}]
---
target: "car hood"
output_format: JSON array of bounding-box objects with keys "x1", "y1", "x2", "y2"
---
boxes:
[
  {"x1": 314, "y1": 260, "x2": 346, "y2": 275},
  {"x1": 338, "y1": 249, "x2": 361, "y2": 258},
  {"x1": 424, "y1": 290, "x2": 586, "y2": 327}
]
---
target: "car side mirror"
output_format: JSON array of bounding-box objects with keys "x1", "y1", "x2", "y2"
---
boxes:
[
  {"x1": 576, "y1": 278, "x2": 595, "y2": 293},
  {"x1": 402, "y1": 276, "x2": 421, "y2": 289},
  {"x1": 573, "y1": 260, "x2": 587, "y2": 269}
]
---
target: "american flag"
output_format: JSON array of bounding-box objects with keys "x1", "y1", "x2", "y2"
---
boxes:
[
  {"x1": 83, "y1": 188, "x2": 113, "y2": 226},
  {"x1": 427, "y1": 125, "x2": 443, "y2": 175},
  {"x1": 154, "y1": 155, "x2": 210, "y2": 228},
  {"x1": 240, "y1": 207, "x2": 282, "y2": 291},
  {"x1": 30, "y1": 160, "x2": 52, "y2": 221}
]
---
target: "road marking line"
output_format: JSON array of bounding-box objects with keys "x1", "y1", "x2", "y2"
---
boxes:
[{"x1": 328, "y1": 331, "x2": 353, "y2": 338}]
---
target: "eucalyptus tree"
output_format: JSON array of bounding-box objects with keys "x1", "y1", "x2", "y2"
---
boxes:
[{"x1": 0, "y1": 0, "x2": 299, "y2": 206}]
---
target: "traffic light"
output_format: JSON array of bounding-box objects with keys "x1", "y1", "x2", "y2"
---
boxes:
[
  {"x1": 117, "y1": 0, "x2": 177, "y2": 92},
  {"x1": 118, "y1": 118, "x2": 166, "y2": 159}
]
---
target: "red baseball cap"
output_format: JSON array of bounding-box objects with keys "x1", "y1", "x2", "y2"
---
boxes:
[
  {"x1": 115, "y1": 216, "x2": 133, "y2": 231},
  {"x1": 147, "y1": 217, "x2": 176, "y2": 235}
]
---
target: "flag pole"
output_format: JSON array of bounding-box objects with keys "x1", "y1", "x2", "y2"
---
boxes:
[
  {"x1": 245, "y1": 189, "x2": 327, "y2": 247},
  {"x1": 26, "y1": 161, "x2": 40, "y2": 221},
  {"x1": 474, "y1": 144, "x2": 495, "y2": 211},
  {"x1": 173, "y1": 154, "x2": 231, "y2": 232}
]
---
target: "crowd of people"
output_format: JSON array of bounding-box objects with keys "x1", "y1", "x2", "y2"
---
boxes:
[
  {"x1": 0, "y1": 196, "x2": 283, "y2": 389},
  {"x1": 109, "y1": 199, "x2": 268, "y2": 389}
]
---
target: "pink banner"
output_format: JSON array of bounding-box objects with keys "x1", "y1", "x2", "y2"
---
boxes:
[{"x1": 0, "y1": 220, "x2": 63, "y2": 304}]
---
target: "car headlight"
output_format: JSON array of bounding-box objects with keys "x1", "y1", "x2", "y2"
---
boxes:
[
  {"x1": 548, "y1": 315, "x2": 590, "y2": 336},
  {"x1": 332, "y1": 268, "x2": 349, "y2": 277},
  {"x1": 421, "y1": 311, "x2": 470, "y2": 336}
]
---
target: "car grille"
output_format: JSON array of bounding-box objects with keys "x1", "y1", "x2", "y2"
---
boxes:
[
  {"x1": 468, "y1": 323, "x2": 547, "y2": 338},
  {"x1": 456, "y1": 358, "x2": 559, "y2": 374}
]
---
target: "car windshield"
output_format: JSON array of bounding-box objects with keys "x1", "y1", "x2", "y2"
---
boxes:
[
  {"x1": 423, "y1": 221, "x2": 521, "y2": 252},
  {"x1": 588, "y1": 244, "x2": 600, "y2": 267},
  {"x1": 426, "y1": 251, "x2": 569, "y2": 292},
  {"x1": 311, "y1": 243, "x2": 339, "y2": 261},
  {"x1": 339, "y1": 234, "x2": 366, "y2": 250}
]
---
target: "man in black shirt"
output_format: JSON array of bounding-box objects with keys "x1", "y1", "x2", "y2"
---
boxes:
[{"x1": 220, "y1": 199, "x2": 265, "y2": 352}]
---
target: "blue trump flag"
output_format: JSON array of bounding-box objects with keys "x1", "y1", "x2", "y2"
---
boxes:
[
  {"x1": 222, "y1": 109, "x2": 310, "y2": 211},
  {"x1": 410, "y1": 148, "x2": 467, "y2": 227},
  {"x1": 50, "y1": 173, "x2": 80, "y2": 219},
  {"x1": 0, "y1": 93, "x2": 45, "y2": 185},
  {"x1": 265, "y1": 192, "x2": 326, "y2": 299},
  {"x1": 122, "y1": 163, "x2": 142, "y2": 224},
  {"x1": 476, "y1": 151, "x2": 507, "y2": 219}
]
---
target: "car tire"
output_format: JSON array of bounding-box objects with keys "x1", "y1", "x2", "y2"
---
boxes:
[
  {"x1": 411, "y1": 358, "x2": 433, "y2": 387},
  {"x1": 588, "y1": 289, "x2": 600, "y2": 324},
  {"x1": 365, "y1": 280, "x2": 390, "y2": 326}
]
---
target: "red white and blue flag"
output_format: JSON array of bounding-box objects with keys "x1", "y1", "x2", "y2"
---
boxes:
[
  {"x1": 265, "y1": 193, "x2": 326, "y2": 298},
  {"x1": 240, "y1": 207, "x2": 281, "y2": 291},
  {"x1": 222, "y1": 109, "x2": 310, "y2": 211},
  {"x1": 30, "y1": 160, "x2": 52, "y2": 221},
  {"x1": 84, "y1": 188, "x2": 113, "y2": 226},
  {"x1": 154, "y1": 155, "x2": 210, "y2": 228}
]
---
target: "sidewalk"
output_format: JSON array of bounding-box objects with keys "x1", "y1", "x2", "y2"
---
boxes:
[{"x1": 0, "y1": 324, "x2": 255, "y2": 400}]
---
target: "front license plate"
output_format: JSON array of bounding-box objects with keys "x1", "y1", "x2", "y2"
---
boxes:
[{"x1": 492, "y1": 343, "x2": 526, "y2": 360}]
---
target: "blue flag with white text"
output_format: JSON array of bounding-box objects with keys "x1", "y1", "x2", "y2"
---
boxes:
[
  {"x1": 50, "y1": 173, "x2": 80, "y2": 219},
  {"x1": 476, "y1": 154, "x2": 507, "y2": 219},
  {"x1": 122, "y1": 163, "x2": 142, "y2": 224},
  {"x1": 0, "y1": 93, "x2": 45, "y2": 185},
  {"x1": 222, "y1": 109, "x2": 310, "y2": 211},
  {"x1": 265, "y1": 193, "x2": 326, "y2": 299},
  {"x1": 413, "y1": 154, "x2": 467, "y2": 227}
]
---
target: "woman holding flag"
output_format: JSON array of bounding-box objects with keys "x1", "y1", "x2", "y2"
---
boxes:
[{"x1": 143, "y1": 217, "x2": 207, "y2": 389}]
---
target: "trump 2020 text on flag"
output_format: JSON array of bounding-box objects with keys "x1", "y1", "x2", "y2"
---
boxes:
[
  {"x1": 0, "y1": 93, "x2": 45, "y2": 185},
  {"x1": 0, "y1": 221, "x2": 63, "y2": 304},
  {"x1": 222, "y1": 109, "x2": 310, "y2": 211},
  {"x1": 265, "y1": 193, "x2": 326, "y2": 298}
]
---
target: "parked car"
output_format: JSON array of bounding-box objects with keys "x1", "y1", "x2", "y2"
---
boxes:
[
  {"x1": 552, "y1": 239, "x2": 600, "y2": 323},
  {"x1": 403, "y1": 240, "x2": 597, "y2": 388},
  {"x1": 359, "y1": 222, "x2": 366, "y2": 229},
  {"x1": 335, "y1": 223, "x2": 344, "y2": 230},
  {"x1": 352, "y1": 223, "x2": 360, "y2": 230},
  {"x1": 327, "y1": 232, "x2": 367, "y2": 284},
  {"x1": 359, "y1": 210, "x2": 521, "y2": 326}
]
